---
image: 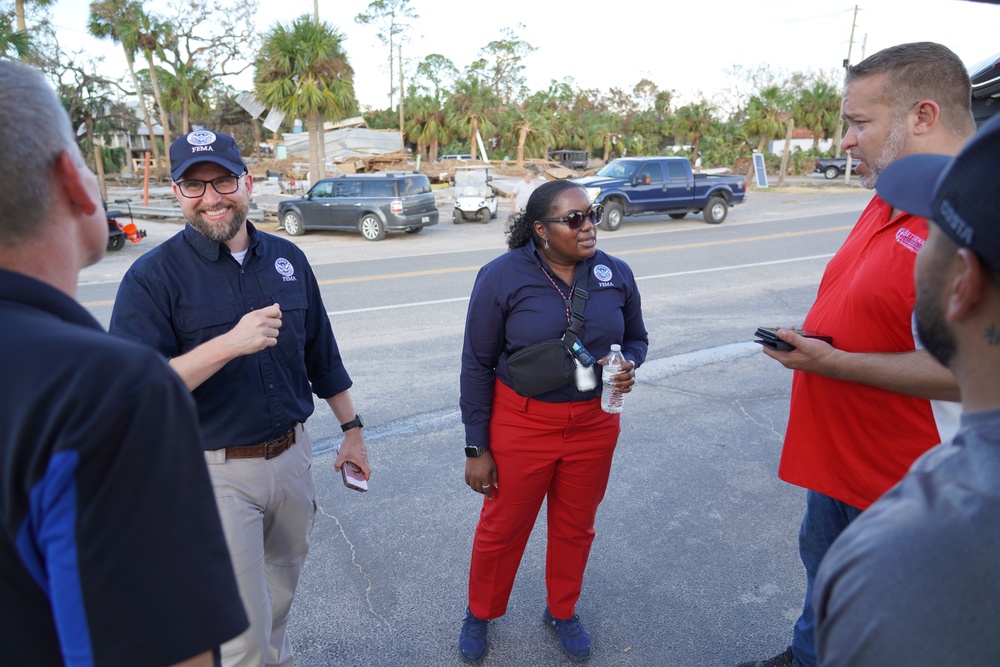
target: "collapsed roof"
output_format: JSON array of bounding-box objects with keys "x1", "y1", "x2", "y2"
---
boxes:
[{"x1": 281, "y1": 127, "x2": 404, "y2": 162}]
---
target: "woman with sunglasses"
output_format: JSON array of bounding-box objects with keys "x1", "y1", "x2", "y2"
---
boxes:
[{"x1": 459, "y1": 180, "x2": 648, "y2": 663}]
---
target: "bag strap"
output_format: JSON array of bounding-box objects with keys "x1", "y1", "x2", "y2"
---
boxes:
[{"x1": 561, "y1": 282, "x2": 589, "y2": 347}]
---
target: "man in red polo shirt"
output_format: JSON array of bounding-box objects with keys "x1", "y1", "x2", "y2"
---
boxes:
[{"x1": 739, "y1": 42, "x2": 975, "y2": 667}]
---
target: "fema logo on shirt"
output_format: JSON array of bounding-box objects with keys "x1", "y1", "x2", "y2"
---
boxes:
[
  {"x1": 275, "y1": 258, "x2": 297, "y2": 282},
  {"x1": 187, "y1": 130, "x2": 217, "y2": 146},
  {"x1": 593, "y1": 264, "x2": 613, "y2": 287}
]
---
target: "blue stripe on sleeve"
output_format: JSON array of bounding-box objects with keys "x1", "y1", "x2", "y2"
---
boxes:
[{"x1": 16, "y1": 450, "x2": 94, "y2": 667}]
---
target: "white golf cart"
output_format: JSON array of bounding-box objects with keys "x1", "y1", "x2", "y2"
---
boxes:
[{"x1": 452, "y1": 166, "x2": 498, "y2": 224}]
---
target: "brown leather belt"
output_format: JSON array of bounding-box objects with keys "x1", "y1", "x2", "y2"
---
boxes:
[{"x1": 225, "y1": 427, "x2": 296, "y2": 460}]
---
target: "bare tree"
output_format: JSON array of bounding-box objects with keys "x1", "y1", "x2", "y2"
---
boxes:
[
  {"x1": 155, "y1": 0, "x2": 259, "y2": 134},
  {"x1": 355, "y1": 0, "x2": 418, "y2": 111},
  {"x1": 468, "y1": 25, "x2": 536, "y2": 105}
]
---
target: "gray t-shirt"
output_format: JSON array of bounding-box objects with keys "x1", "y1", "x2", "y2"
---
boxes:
[{"x1": 814, "y1": 409, "x2": 1000, "y2": 665}]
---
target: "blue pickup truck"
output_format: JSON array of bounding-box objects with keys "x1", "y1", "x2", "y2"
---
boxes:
[{"x1": 573, "y1": 156, "x2": 747, "y2": 230}]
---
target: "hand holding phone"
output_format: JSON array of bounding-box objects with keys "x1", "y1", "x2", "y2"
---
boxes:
[
  {"x1": 754, "y1": 327, "x2": 833, "y2": 352},
  {"x1": 341, "y1": 461, "x2": 368, "y2": 492},
  {"x1": 754, "y1": 327, "x2": 795, "y2": 352}
]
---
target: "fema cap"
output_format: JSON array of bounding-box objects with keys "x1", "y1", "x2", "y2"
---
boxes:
[
  {"x1": 876, "y1": 113, "x2": 1000, "y2": 270},
  {"x1": 169, "y1": 130, "x2": 246, "y2": 181}
]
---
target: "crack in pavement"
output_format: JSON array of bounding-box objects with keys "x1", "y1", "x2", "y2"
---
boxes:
[
  {"x1": 735, "y1": 398, "x2": 785, "y2": 441},
  {"x1": 316, "y1": 502, "x2": 392, "y2": 631}
]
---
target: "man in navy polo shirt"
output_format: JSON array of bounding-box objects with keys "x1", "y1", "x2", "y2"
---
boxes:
[
  {"x1": 110, "y1": 131, "x2": 371, "y2": 667},
  {"x1": 0, "y1": 60, "x2": 247, "y2": 666}
]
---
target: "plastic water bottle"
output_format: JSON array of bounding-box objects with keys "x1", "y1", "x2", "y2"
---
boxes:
[{"x1": 601, "y1": 344, "x2": 626, "y2": 414}]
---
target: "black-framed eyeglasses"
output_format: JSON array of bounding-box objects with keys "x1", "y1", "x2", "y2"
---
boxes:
[
  {"x1": 539, "y1": 204, "x2": 603, "y2": 230},
  {"x1": 175, "y1": 173, "x2": 244, "y2": 198}
]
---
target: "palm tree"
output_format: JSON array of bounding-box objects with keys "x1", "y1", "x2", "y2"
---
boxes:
[
  {"x1": 673, "y1": 100, "x2": 716, "y2": 164},
  {"x1": 741, "y1": 85, "x2": 787, "y2": 185},
  {"x1": 526, "y1": 83, "x2": 577, "y2": 154},
  {"x1": 88, "y1": 0, "x2": 163, "y2": 174},
  {"x1": 158, "y1": 62, "x2": 210, "y2": 134},
  {"x1": 255, "y1": 15, "x2": 359, "y2": 183},
  {"x1": 742, "y1": 85, "x2": 786, "y2": 155},
  {"x1": 13, "y1": 0, "x2": 54, "y2": 61},
  {"x1": 446, "y1": 76, "x2": 499, "y2": 161},
  {"x1": 405, "y1": 94, "x2": 449, "y2": 162},
  {"x1": 135, "y1": 9, "x2": 172, "y2": 150},
  {"x1": 502, "y1": 103, "x2": 553, "y2": 168},
  {"x1": 0, "y1": 18, "x2": 29, "y2": 59},
  {"x1": 798, "y1": 80, "x2": 841, "y2": 151},
  {"x1": 583, "y1": 112, "x2": 619, "y2": 163},
  {"x1": 698, "y1": 120, "x2": 744, "y2": 168}
]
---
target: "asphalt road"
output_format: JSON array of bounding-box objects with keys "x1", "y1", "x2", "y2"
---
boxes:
[{"x1": 79, "y1": 187, "x2": 875, "y2": 667}]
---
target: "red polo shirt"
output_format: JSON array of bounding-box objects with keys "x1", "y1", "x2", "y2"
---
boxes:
[{"x1": 778, "y1": 195, "x2": 943, "y2": 510}]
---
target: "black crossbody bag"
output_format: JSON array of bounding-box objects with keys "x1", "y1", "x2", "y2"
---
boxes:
[{"x1": 505, "y1": 284, "x2": 589, "y2": 397}]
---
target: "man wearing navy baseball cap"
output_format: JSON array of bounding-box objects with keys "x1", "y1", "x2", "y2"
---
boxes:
[
  {"x1": 111, "y1": 131, "x2": 372, "y2": 667},
  {"x1": 814, "y1": 113, "x2": 1000, "y2": 665},
  {"x1": 169, "y1": 129, "x2": 247, "y2": 181}
]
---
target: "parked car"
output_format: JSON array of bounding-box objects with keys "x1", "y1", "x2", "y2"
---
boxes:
[
  {"x1": 548, "y1": 149, "x2": 589, "y2": 170},
  {"x1": 452, "y1": 166, "x2": 498, "y2": 223},
  {"x1": 969, "y1": 50, "x2": 1000, "y2": 127},
  {"x1": 437, "y1": 154, "x2": 472, "y2": 162},
  {"x1": 572, "y1": 156, "x2": 747, "y2": 229},
  {"x1": 277, "y1": 172, "x2": 438, "y2": 241},
  {"x1": 813, "y1": 157, "x2": 859, "y2": 180}
]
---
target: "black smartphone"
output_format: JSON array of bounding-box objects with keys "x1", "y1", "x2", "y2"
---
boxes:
[
  {"x1": 754, "y1": 327, "x2": 833, "y2": 351},
  {"x1": 754, "y1": 327, "x2": 795, "y2": 352}
]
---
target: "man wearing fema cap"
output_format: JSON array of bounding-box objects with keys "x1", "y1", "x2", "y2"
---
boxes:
[
  {"x1": 813, "y1": 113, "x2": 1000, "y2": 665},
  {"x1": 111, "y1": 130, "x2": 371, "y2": 667}
]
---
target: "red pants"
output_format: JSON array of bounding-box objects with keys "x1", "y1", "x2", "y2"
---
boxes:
[{"x1": 468, "y1": 380, "x2": 620, "y2": 620}]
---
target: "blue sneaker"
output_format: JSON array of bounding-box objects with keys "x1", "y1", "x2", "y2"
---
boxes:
[
  {"x1": 542, "y1": 607, "x2": 591, "y2": 661},
  {"x1": 459, "y1": 607, "x2": 489, "y2": 663}
]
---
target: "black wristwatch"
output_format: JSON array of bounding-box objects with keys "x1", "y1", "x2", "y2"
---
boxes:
[
  {"x1": 465, "y1": 445, "x2": 489, "y2": 458},
  {"x1": 340, "y1": 414, "x2": 364, "y2": 432}
]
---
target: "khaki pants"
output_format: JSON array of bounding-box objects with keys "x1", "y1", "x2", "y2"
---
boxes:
[{"x1": 205, "y1": 423, "x2": 317, "y2": 667}]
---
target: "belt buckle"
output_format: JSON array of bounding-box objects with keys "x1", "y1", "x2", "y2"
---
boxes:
[
  {"x1": 262, "y1": 436, "x2": 280, "y2": 460},
  {"x1": 262, "y1": 429, "x2": 293, "y2": 460}
]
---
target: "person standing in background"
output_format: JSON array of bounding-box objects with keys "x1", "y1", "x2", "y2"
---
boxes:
[{"x1": 510, "y1": 169, "x2": 539, "y2": 214}]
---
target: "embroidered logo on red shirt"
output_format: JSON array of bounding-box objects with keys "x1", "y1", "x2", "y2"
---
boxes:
[{"x1": 895, "y1": 227, "x2": 924, "y2": 254}]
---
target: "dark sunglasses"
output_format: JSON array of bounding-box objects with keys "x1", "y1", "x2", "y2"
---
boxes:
[{"x1": 539, "y1": 204, "x2": 603, "y2": 230}]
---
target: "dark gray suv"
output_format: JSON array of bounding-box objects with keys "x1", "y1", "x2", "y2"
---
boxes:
[{"x1": 278, "y1": 173, "x2": 439, "y2": 241}]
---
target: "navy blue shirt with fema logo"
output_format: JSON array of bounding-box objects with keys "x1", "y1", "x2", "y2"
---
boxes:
[
  {"x1": 460, "y1": 239, "x2": 648, "y2": 447},
  {"x1": 110, "y1": 222, "x2": 352, "y2": 451}
]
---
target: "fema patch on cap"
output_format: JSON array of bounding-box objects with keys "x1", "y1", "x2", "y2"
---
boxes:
[
  {"x1": 275, "y1": 258, "x2": 297, "y2": 282},
  {"x1": 187, "y1": 130, "x2": 217, "y2": 146},
  {"x1": 594, "y1": 264, "x2": 613, "y2": 282}
]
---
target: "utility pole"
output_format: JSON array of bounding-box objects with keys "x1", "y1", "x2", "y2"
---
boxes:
[
  {"x1": 833, "y1": 4, "x2": 859, "y2": 160},
  {"x1": 398, "y1": 44, "x2": 405, "y2": 137}
]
